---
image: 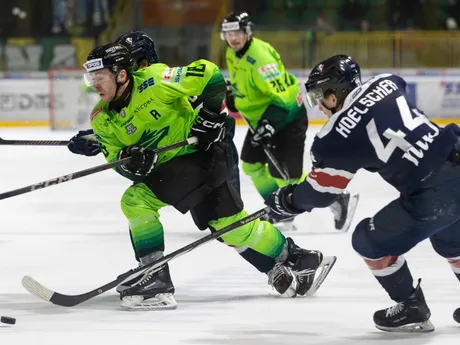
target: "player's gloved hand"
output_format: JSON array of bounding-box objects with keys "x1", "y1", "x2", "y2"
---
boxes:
[
  {"x1": 251, "y1": 119, "x2": 275, "y2": 147},
  {"x1": 224, "y1": 80, "x2": 238, "y2": 113},
  {"x1": 190, "y1": 108, "x2": 226, "y2": 151},
  {"x1": 265, "y1": 184, "x2": 305, "y2": 223},
  {"x1": 118, "y1": 145, "x2": 158, "y2": 177},
  {"x1": 67, "y1": 129, "x2": 101, "y2": 156}
]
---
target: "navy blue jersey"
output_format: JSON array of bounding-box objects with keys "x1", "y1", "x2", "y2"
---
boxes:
[{"x1": 292, "y1": 73, "x2": 460, "y2": 211}]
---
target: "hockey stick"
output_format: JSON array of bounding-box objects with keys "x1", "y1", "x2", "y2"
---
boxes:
[
  {"x1": 22, "y1": 207, "x2": 269, "y2": 307},
  {"x1": 0, "y1": 137, "x2": 198, "y2": 200},
  {"x1": 0, "y1": 137, "x2": 71, "y2": 146},
  {"x1": 239, "y1": 115, "x2": 290, "y2": 181}
]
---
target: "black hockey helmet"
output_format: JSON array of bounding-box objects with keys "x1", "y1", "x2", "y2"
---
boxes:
[
  {"x1": 220, "y1": 12, "x2": 253, "y2": 40},
  {"x1": 83, "y1": 42, "x2": 135, "y2": 86},
  {"x1": 115, "y1": 31, "x2": 159, "y2": 67},
  {"x1": 305, "y1": 55, "x2": 361, "y2": 111}
]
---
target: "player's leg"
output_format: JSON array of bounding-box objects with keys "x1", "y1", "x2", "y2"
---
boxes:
[
  {"x1": 193, "y1": 178, "x2": 331, "y2": 297},
  {"x1": 241, "y1": 129, "x2": 279, "y2": 200},
  {"x1": 119, "y1": 182, "x2": 176, "y2": 310},
  {"x1": 429, "y1": 221, "x2": 460, "y2": 324},
  {"x1": 351, "y1": 173, "x2": 460, "y2": 332},
  {"x1": 267, "y1": 113, "x2": 307, "y2": 231},
  {"x1": 192, "y1": 118, "x2": 279, "y2": 277}
]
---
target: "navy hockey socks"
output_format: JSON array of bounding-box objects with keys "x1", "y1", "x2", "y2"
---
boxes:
[{"x1": 374, "y1": 260, "x2": 415, "y2": 302}]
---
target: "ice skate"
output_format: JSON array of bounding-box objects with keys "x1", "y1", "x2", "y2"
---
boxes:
[
  {"x1": 329, "y1": 191, "x2": 359, "y2": 232},
  {"x1": 120, "y1": 252, "x2": 177, "y2": 311},
  {"x1": 268, "y1": 237, "x2": 336, "y2": 297},
  {"x1": 373, "y1": 279, "x2": 434, "y2": 332}
]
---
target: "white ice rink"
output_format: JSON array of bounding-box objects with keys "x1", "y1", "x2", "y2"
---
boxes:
[{"x1": 0, "y1": 125, "x2": 459, "y2": 345}]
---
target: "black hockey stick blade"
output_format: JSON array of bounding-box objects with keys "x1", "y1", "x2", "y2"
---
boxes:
[
  {"x1": 22, "y1": 207, "x2": 269, "y2": 307},
  {"x1": 0, "y1": 137, "x2": 71, "y2": 146},
  {"x1": 0, "y1": 137, "x2": 197, "y2": 201}
]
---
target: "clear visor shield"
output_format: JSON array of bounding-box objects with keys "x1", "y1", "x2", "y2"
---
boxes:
[
  {"x1": 83, "y1": 72, "x2": 113, "y2": 87},
  {"x1": 83, "y1": 58, "x2": 108, "y2": 86},
  {"x1": 220, "y1": 21, "x2": 244, "y2": 40},
  {"x1": 305, "y1": 88, "x2": 324, "y2": 108}
]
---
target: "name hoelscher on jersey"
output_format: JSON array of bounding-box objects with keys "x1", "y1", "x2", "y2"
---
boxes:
[
  {"x1": 89, "y1": 59, "x2": 225, "y2": 176},
  {"x1": 292, "y1": 73, "x2": 460, "y2": 211}
]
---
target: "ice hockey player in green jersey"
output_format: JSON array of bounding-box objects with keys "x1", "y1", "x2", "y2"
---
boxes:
[
  {"x1": 82, "y1": 42, "x2": 334, "y2": 310},
  {"x1": 221, "y1": 11, "x2": 359, "y2": 232}
]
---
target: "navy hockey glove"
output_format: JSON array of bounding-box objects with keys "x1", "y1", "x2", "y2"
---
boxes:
[
  {"x1": 190, "y1": 108, "x2": 226, "y2": 151},
  {"x1": 251, "y1": 119, "x2": 275, "y2": 147},
  {"x1": 67, "y1": 129, "x2": 101, "y2": 156},
  {"x1": 265, "y1": 184, "x2": 305, "y2": 223},
  {"x1": 118, "y1": 145, "x2": 158, "y2": 177}
]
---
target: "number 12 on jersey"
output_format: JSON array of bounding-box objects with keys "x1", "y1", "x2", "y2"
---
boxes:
[{"x1": 366, "y1": 96, "x2": 440, "y2": 166}]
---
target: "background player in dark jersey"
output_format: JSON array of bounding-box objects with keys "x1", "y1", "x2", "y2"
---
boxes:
[{"x1": 266, "y1": 54, "x2": 460, "y2": 332}]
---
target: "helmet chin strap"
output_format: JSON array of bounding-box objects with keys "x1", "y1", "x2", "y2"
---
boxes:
[{"x1": 111, "y1": 73, "x2": 126, "y2": 101}]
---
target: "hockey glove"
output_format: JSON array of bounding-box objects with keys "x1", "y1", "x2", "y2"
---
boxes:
[
  {"x1": 118, "y1": 145, "x2": 158, "y2": 177},
  {"x1": 190, "y1": 108, "x2": 226, "y2": 151},
  {"x1": 265, "y1": 184, "x2": 305, "y2": 223},
  {"x1": 224, "y1": 80, "x2": 238, "y2": 113},
  {"x1": 67, "y1": 129, "x2": 101, "y2": 156},
  {"x1": 251, "y1": 119, "x2": 275, "y2": 147}
]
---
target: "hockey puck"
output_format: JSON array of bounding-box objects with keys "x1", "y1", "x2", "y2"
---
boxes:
[
  {"x1": 454, "y1": 308, "x2": 460, "y2": 324},
  {"x1": 1, "y1": 316, "x2": 16, "y2": 325}
]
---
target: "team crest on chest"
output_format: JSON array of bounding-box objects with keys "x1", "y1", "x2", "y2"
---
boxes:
[{"x1": 125, "y1": 123, "x2": 137, "y2": 134}]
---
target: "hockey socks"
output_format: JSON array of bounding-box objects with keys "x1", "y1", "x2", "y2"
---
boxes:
[{"x1": 365, "y1": 255, "x2": 415, "y2": 302}]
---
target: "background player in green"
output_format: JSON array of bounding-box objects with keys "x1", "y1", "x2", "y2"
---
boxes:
[
  {"x1": 221, "y1": 12, "x2": 359, "y2": 232},
  {"x1": 82, "y1": 42, "x2": 334, "y2": 310}
]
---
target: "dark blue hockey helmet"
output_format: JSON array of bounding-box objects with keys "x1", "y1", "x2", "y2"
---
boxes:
[
  {"x1": 115, "y1": 31, "x2": 159, "y2": 67},
  {"x1": 305, "y1": 55, "x2": 361, "y2": 110}
]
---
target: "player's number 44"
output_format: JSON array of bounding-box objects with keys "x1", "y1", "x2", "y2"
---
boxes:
[{"x1": 366, "y1": 96, "x2": 440, "y2": 166}]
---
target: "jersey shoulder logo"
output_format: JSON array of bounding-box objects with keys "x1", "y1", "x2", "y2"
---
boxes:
[
  {"x1": 90, "y1": 107, "x2": 103, "y2": 121},
  {"x1": 139, "y1": 77, "x2": 155, "y2": 93}
]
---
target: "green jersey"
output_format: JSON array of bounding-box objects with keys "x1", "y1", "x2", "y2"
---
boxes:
[
  {"x1": 226, "y1": 37, "x2": 304, "y2": 129},
  {"x1": 90, "y1": 59, "x2": 226, "y2": 178}
]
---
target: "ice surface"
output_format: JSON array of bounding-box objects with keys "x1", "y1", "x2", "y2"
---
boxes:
[{"x1": 0, "y1": 126, "x2": 459, "y2": 344}]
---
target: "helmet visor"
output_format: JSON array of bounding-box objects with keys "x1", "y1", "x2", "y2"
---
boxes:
[
  {"x1": 305, "y1": 88, "x2": 324, "y2": 108},
  {"x1": 221, "y1": 21, "x2": 243, "y2": 40},
  {"x1": 83, "y1": 71, "x2": 113, "y2": 87}
]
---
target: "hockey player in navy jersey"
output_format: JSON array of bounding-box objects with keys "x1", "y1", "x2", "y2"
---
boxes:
[{"x1": 265, "y1": 54, "x2": 460, "y2": 332}]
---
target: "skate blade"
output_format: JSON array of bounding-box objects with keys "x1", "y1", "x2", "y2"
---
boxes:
[
  {"x1": 375, "y1": 319, "x2": 435, "y2": 333},
  {"x1": 121, "y1": 293, "x2": 178, "y2": 311},
  {"x1": 336, "y1": 193, "x2": 360, "y2": 232},
  {"x1": 305, "y1": 256, "x2": 337, "y2": 296}
]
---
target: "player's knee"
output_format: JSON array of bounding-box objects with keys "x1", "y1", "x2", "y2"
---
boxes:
[
  {"x1": 242, "y1": 161, "x2": 265, "y2": 177},
  {"x1": 430, "y1": 236, "x2": 460, "y2": 259},
  {"x1": 351, "y1": 217, "x2": 380, "y2": 259},
  {"x1": 120, "y1": 183, "x2": 155, "y2": 217}
]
